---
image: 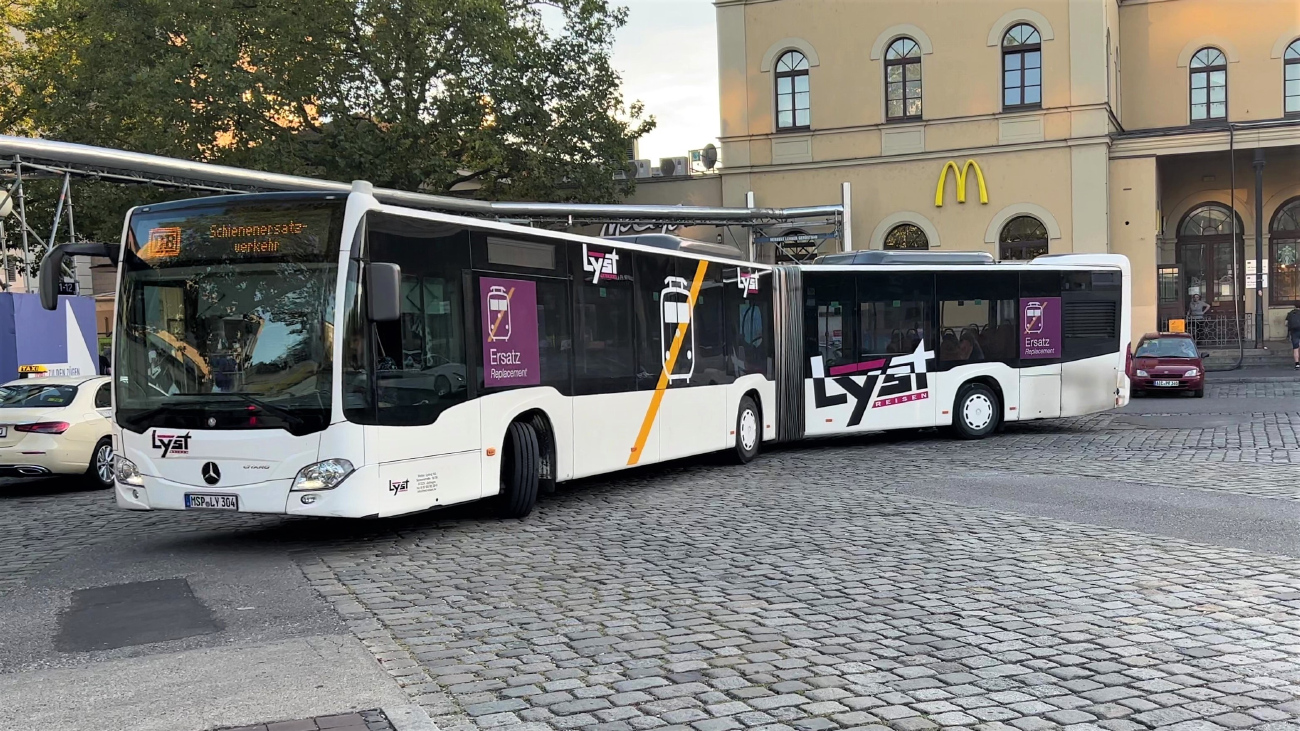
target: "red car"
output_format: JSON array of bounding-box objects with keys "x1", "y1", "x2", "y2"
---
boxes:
[{"x1": 1129, "y1": 332, "x2": 1206, "y2": 398}]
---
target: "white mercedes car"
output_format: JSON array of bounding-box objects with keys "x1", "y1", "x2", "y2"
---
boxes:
[{"x1": 0, "y1": 375, "x2": 114, "y2": 488}]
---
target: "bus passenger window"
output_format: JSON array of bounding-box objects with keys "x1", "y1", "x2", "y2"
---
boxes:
[
  {"x1": 724, "y1": 267, "x2": 771, "y2": 378},
  {"x1": 937, "y1": 271, "x2": 1019, "y2": 369},
  {"x1": 573, "y1": 254, "x2": 635, "y2": 394},
  {"x1": 356, "y1": 214, "x2": 470, "y2": 426},
  {"x1": 857, "y1": 273, "x2": 934, "y2": 359}
]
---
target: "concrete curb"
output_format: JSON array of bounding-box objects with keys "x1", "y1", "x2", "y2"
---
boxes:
[
  {"x1": 386, "y1": 705, "x2": 440, "y2": 731},
  {"x1": 1207, "y1": 372, "x2": 1299, "y2": 383}
]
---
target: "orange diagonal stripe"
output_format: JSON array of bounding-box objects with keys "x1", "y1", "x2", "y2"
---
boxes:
[{"x1": 627, "y1": 260, "x2": 709, "y2": 465}]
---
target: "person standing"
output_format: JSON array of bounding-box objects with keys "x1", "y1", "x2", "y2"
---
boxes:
[{"x1": 1287, "y1": 304, "x2": 1300, "y2": 370}]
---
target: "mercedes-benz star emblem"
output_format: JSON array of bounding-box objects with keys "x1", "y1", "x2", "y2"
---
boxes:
[{"x1": 201, "y1": 462, "x2": 221, "y2": 485}]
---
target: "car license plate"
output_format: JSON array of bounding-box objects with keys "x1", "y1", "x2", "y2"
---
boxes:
[
  {"x1": 1154, "y1": 380, "x2": 1180, "y2": 387},
  {"x1": 185, "y1": 494, "x2": 238, "y2": 510}
]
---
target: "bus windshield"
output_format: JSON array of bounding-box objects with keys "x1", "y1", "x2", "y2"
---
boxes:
[{"x1": 115, "y1": 198, "x2": 344, "y2": 434}]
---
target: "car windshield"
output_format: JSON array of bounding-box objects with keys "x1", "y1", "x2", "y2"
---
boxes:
[
  {"x1": 0, "y1": 383, "x2": 77, "y2": 408},
  {"x1": 1135, "y1": 338, "x2": 1198, "y2": 358},
  {"x1": 115, "y1": 198, "x2": 344, "y2": 434}
]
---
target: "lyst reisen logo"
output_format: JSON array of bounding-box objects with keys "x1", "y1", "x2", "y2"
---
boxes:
[
  {"x1": 738, "y1": 271, "x2": 760, "y2": 297},
  {"x1": 152, "y1": 431, "x2": 192, "y2": 458},
  {"x1": 389, "y1": 479, "x2": 409, "y2": 495},
  {"x1": 582, "y1": 244, "x2": 620, "y2": 284}
]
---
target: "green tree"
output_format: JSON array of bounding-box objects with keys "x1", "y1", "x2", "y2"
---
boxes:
[{"x1": 0, "y1": 0, "x2": 652, "y2": 249}]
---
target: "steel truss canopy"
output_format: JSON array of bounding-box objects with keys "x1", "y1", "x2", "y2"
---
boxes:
[{"x1": 0, "y1": 135, "x2": 843, "y2": 229}]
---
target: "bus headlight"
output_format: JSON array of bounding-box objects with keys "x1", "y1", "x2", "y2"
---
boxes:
[
  {"x1": 115, "y1": 456, "x2": 144, "y2": 486},
  {"x1": 292, "y1": 459, "x2": 354, "y2": 491}
]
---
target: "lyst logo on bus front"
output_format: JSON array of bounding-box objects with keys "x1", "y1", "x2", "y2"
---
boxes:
[
  {"x1": 152, "y1": 431, "x2": 192, "y2": 458},
  {"x1": 389, "y1": 479, "x2": 409, "y2": 495},
  {"x1": 582, "y1": 244, "x2": 621, "y2": 284}
]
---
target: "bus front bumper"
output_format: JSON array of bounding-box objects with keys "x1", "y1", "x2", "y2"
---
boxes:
[{"x1": 115, "y1": 472, "x2": 379, "y2": 518}]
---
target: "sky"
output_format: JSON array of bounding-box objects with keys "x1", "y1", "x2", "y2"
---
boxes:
[{"x1": 610, "y1": 0, "x2": 719, "y2": 164}]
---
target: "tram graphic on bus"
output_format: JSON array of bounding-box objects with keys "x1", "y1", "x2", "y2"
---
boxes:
[
  {"x1": 486, "y1": 285, "x2": 512, "y2": 342},
  {"x1": 660, "y1": 276, "x2": 694, "y2": 383},
  {"x1": 1024, "y1": 301, "x2": 1045, "y2": 334}
]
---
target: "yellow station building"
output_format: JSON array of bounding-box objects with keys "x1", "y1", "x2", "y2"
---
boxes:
[{"x1": 629, "y1": 0, "x2": 1300, "y2": 344}]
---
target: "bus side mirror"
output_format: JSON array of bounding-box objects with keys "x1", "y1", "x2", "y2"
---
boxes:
[
  {"x1": 39, "y1": 242, "x2": 119, "y2": 310},
  {"x1": 366, "y1": 262, "x2": 402, "y2": 322}
]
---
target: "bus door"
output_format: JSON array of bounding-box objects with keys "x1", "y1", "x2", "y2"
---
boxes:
[
  {"x1": 1018, "y1": 271, "x2": 1062, "y2": 419},
  {"x1": 658, "y1": 263, "x2": 728, "y2": 460}
]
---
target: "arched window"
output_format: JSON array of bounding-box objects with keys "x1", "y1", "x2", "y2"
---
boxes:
[
  {"x1": 885, "y1": 38, "x2": 922, "y2": 122},
  {"x1": 998, "y1": 216, "x2": 1048, "y2": 260},
  {"x1": 884, "y1": 223, "x2": 928, "y2": 250},
  {"x1": 1285, "y1": 40, "x2": 1300, "y2": 115},
  {"x1": 1270, "y1": 198, "x2": 1300, "y2": 306},
  {"x1": 775, "y1": 51, "x2": 810, "y2": 131},
  {"x1": 1190, "y1": 47, "x2": 1227, "y2": 123},
  {"x1": 1176, "y1": 202, "x2": 1243, "y2": 315},
  {"x1": 1002, "y1": 24, "x2": 1042, "y2": 110}
]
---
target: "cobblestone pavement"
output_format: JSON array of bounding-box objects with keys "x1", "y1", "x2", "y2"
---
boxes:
[{"x1": 5, "y1": 385, "x2": 1300, "y2": 731}]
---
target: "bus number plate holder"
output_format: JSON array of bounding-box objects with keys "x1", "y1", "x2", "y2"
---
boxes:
[{"x1": 185, "y1": 494, "x2": 238, "y2": 510}]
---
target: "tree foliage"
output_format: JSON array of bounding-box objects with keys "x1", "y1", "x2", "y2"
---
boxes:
[{"x1": 0, "y1": 0, "x2": 652, "y2": 247}]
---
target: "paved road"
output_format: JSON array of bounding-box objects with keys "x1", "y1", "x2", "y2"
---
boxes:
[{"x1": 3, "y1": 383, "x2": 1300, "y2": 731}]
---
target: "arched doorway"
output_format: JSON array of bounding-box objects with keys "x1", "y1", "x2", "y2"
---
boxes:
[
  {"x1": 998, "y1": 216, "x2": 1048, "y2": 261},
  {"x1": 1175, "y1": 202, "x2": 1244, "y2": 324},
  {"x1": 1270, "y1": 197, "x2": 1300, "y2": 307}
]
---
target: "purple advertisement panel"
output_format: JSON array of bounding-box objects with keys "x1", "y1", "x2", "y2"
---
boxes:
[
  {"x1": 481, "y1": 277, "x2": 540, "y2": 388},
  {"x1": 1020, "y1": 297, "x2": 1062, "y2": 359}
]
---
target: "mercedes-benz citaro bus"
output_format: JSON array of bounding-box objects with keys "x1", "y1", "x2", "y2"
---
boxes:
[{"x1": 41, "y1": 185, "x2": 1129, "y2": 519}]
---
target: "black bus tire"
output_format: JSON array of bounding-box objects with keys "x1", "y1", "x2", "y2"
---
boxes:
[
  {"x1": 731, "y1": 395, "x2": 761, "y2": 464},
  {"x1": 497, "y1": 420, "x2": 539, "y2": 518},
  {"x1": 951, "y1": 383, "x2": 1000, "y2": 440},
  {"x1": 529, "y1": 413, "x2": 557, "y2": 495}
]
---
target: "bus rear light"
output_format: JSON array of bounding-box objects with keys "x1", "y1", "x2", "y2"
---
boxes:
[
  {"x1": 486, "y1": 447, "x2": 496, "y2": 457},
  {"x1": 16, "y1": 421, "x2": 69, "y2": 434}
]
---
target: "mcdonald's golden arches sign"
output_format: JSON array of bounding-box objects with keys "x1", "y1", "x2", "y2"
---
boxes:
[{"x1": 935, "y1": 159, "x2": 988, "y2": 207}]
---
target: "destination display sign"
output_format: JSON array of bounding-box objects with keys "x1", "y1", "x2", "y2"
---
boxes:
[{"x1": 133, "y1": 203, "x2": 338, "y2": 263}]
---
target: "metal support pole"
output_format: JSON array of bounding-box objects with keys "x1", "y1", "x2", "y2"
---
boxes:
[
  {"x1": 49, "y1": 173, "x2": 71, "y2": 279},
  {"x1": 840, "y1": 182, "x2": 852, "y2": 252},
  {"x1": 1253, "y1": 148, "x2": 1265, "y2": 348},
  {"x1": 0, "y1": 220, "x2": 8, "y2": 291},
  {"x1": 14, "y1": 158, "x2": 33, "y2": 296},
  {"x1": 745, "y1": 191, "x2": 756, "y2": 262}
]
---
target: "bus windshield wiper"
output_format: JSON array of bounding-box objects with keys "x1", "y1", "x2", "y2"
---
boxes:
[{"x1": 217, "y1": 393, "x2": 305, "y2": 429}]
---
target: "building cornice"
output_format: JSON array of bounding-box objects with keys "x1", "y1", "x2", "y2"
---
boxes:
[
  {"x1": 718, "y1": 104, "x2": 1113, "y2": 144},
  {"x1": 717, "y1": 135, "x2": 1112, "y2": 176},
  {"x1": 1111, "y1": 123, "x2": 1300, "y2": 158}
]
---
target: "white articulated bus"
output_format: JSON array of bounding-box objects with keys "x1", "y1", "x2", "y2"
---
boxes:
[{"x1": 41, "y1": 187, "x2": 1129, "y2": 519}]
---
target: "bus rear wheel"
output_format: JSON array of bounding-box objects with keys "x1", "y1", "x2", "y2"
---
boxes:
[
  {"x1": 952, "y1": 383, "x2": 999, "y2": 440},
  {"x1": 731, "y1": 395, "x2": 761, "y2": 464},
  {"x1": 497, "y1": 420, "x2": 540, "y2": 518}
]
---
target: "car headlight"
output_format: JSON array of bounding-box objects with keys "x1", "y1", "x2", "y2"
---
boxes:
[
  {"x1": 115, "y1": 455, "x2": 144, "y2": 486},
  {"x1": 292, "y1": 458, "x2": 354, "y2": 491},
  {"x1": 1136, "y1": 369, "x2": 1149, "y2": 377},
  {"x1": 1184, "y1": 368, "x2": 1200, "y2": 377}
]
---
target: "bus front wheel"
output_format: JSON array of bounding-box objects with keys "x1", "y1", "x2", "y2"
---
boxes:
[
  {"x1": 951, "y1": 383, "x2": 999, "y2": 440},
  {"x1": 497, "y1": 420, "x2": 540, "y2": 518},
  {"x1": 731, "y1": 395, "x2": 761, "y2": 464}
]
